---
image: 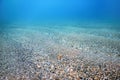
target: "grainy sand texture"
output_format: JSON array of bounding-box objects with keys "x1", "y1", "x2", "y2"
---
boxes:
[{"x1": 0, "y1": 25, "x2": 120, "y2": 80}]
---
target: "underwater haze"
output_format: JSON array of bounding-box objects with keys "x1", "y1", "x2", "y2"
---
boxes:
[
  {"x1": 0, "y1": 0, "x2": 120, "y2": 25},
  {"x1": 0, "y1": 0, "x2": 120, "y2": 80}
]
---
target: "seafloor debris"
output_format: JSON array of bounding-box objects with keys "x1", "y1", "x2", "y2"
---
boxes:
[
  {"x1": 0, "y1": 54, "x2": 119, "y2": 80},
  {"x1": 57, "y1": 54, "x2": 63, "y2": 60},
  {"x1": 0, "y1": 26, "x2": 120, "y2": 80}
]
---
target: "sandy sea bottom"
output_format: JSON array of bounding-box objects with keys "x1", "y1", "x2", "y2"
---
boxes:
[{"x1": 0, "y1": 24, "x2": 120, "y2": 80}]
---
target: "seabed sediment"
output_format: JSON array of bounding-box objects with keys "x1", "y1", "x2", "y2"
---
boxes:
[{"x1": 0, "y1": 25, "x2": 120, "y2": 80}]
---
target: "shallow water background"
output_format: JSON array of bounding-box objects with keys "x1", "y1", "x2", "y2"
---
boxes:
[{"x1": 0, "y1": 0, "x2": 120, "y2": 79}]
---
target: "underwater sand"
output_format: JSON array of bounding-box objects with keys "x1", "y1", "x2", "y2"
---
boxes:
[{"x1": 0, "y1": 24, "x2": 120, "y2": 80}]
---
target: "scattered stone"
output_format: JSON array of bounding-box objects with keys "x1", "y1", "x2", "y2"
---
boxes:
[
  {"x1": 36, "y1": 64, "x2": 41, "y2": 69},
  {"x1": 0, "y1": 27, "x2": 120, "y2": 80},
  {"x1": 94, "y1": 76, "x2": 100, "y2": 80},
  {"x1": 57, "y1": 54, "x2": 63, "y2": 60},
  {"x1": 7, "y1": 75, "x2": 17, "y2": 80}
]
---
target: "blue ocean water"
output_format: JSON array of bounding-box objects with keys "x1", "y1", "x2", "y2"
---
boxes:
[
  {"x1": 0, "y1": 0, "x2": 120, "y2": 26},
  {"x1": 0, "y1": 0, "x2": 120, "y2": 79}
]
